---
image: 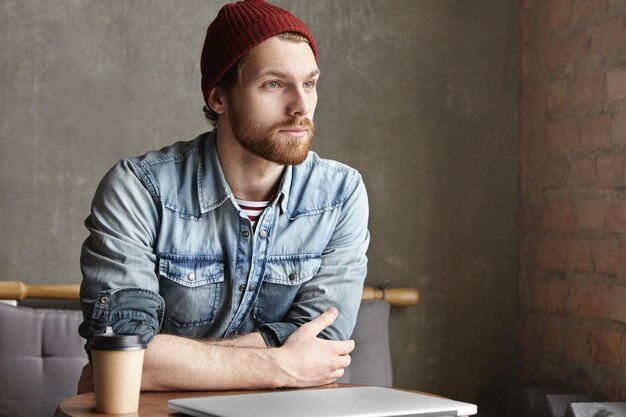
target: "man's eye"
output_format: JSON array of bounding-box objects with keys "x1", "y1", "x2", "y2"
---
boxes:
[
  {"x1": 304, "y1": 81, "x2": 316, "y2": 89},
  {"x1": 265, "y1": 81, "x2": 280, "y2": 89}
]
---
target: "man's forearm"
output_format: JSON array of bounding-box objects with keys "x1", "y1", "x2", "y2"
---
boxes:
[{"x1": 141, "y1": 334, "x2": 282, "y2": 391}]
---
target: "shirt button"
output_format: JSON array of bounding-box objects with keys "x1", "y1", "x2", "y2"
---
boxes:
[
  {"x1": 187, "y1": 272, "x2": 196, "y2": 282},
  {"x1": 100, "y1": 296, "x2": 109, "y2": 304},
  {"x1": 259, "y1": 230, "x2": 267, "y2": 239},
  {"x1": 239, "y1": 284, "x2": 246, "y2": 291},
  {"x1": 241, "y1": 231, "x2": 250, "y2": 238},
  {"x1": 288, "y1": 273, "x2": 297, "y2": 281},
  {"x1": 249, "y1": 284, "x2": 257, "y2": 291}
]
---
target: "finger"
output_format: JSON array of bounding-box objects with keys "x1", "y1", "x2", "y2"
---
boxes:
[
  {"x1": 327, "y1": 339, "x2": 355, "y2": 355},
  {"x1": 301, "y1": 307, "x2": 338, "y2": 336},
  {"x1": 330, "y1": 368, "x2": 345, "y2": 379},
  {"x1": 337, "y1": 353, "x2": 352, "y2": 369},
  {"x1": 321, "y1": 373, "x2": 341, "y2": 385}
]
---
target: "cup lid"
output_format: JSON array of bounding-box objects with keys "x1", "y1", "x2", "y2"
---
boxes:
[{"x1": 92, "y1": 333, "x2": 147, "y2": 351}]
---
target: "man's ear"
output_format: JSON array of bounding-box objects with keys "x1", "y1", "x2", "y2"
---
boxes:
[{"x1": 207, "y1": 87, "x2": 227, "y2": 114}]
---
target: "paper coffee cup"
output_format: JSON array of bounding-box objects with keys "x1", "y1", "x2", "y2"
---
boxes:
[{"x1": 91, "y1": 332, "x2": 147, "y2": 414}]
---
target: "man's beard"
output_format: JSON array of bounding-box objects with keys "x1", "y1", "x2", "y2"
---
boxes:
[{"x1": 229, "y1": 106, "x2": 314, "y2": 166}]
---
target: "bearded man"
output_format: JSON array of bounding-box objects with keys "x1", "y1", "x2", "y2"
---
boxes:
[{"x1": 78, "y1": 0, "x2": 369, "y2": 392}]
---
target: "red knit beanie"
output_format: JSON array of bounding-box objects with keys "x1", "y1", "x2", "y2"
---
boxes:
[{"x1": 200, "y1": 0, "x2": 318, "y2": 105}]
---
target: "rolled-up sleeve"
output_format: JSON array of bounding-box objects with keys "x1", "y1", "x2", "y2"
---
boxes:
[
  {"x1": 258, "y1": 172, "x2": 370, "y2": 346},
  {"x1": 78, "y1": 160, "x2": 164, "y2": 352}
]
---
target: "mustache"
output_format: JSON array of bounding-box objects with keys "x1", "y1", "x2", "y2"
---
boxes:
[{"x1": 273, "y1": 118, "x2": 314, "y2": 131}]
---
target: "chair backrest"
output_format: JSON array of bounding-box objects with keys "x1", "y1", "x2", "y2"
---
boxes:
[
  {"x1": 0, "y1": 303, "x2": 87, "y2": 417},
  {"x1": 339, "y1": 299, "x2": 392, "y2": 387}
]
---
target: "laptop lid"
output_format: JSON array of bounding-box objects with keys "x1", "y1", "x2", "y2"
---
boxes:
[{"x1": 168, "y1": 386, "x2": 478, "y2": 417}]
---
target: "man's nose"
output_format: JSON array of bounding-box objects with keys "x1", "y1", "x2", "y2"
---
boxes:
[{"x1": 287, "y1": 87, "x2": 311, "y2": 117}]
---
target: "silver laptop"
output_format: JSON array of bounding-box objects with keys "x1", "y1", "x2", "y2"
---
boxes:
[{"x1": 168, "y1": 386, "x2": 477, "y2": 417}]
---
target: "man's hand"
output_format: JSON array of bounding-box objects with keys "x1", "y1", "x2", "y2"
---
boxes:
[
  {"x1": 273, "y1": 307, "x2": 354, "y2": 387},
  {"x1": 77, "y1": 363, "x2": 94, "y2": 394}
]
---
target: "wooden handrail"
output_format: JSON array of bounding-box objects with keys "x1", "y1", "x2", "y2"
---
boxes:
[
  {"x1": 0, "y1": 281, "x2": 80, "y2": 301},
  {"x1": 361, "y1": 287, "x2": 420, "y2": 307},
  {"x1": 0, "y1": 281, "x2": 419, "y2": 307}
]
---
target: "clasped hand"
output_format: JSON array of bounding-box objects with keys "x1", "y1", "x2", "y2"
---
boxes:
[{"x1": 275, "y1": 306, "x2": 354, "y2": 387}]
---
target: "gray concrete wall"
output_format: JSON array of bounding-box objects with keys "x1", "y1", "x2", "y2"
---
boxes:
[{"x1": 0, "y1": 0, "x2": 518, "y2": 404}]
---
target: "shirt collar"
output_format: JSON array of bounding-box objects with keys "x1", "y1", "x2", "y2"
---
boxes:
[
  {"x1": 275, "y1": 164, "x2": 292, "y2": 214},
  {"x1": 198, "y1": 130, "x2": 233, "y2": 214}
]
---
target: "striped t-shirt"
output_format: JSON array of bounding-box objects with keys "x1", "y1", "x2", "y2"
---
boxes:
[{"x1": 234, "y1": 197, "x2": 271, "y2": 228}]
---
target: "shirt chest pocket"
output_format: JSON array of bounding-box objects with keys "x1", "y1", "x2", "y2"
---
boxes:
[
  {"x1": 253, "y1": 256, "x2": 321, "y2": 325},
  {"x1": 158, "y1": 255, "x2": 224, "y2": 331}
]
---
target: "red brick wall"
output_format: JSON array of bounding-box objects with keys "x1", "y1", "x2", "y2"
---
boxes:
[{"x1": 519, "y1": 0, "x2": 626, "y2": 400}]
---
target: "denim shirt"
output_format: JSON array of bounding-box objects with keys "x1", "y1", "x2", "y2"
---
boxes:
[{"x1": 78, "y1": 131, "x2": 369, "y2": 351}]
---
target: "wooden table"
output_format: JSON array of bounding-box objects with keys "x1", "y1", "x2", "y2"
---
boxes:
[
  {"x1": 55, "y1": 384, "x2": 351, "y2": 417},
  {"x1": 55, "y1": 384, "x2": 470, "y2": 417}
]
